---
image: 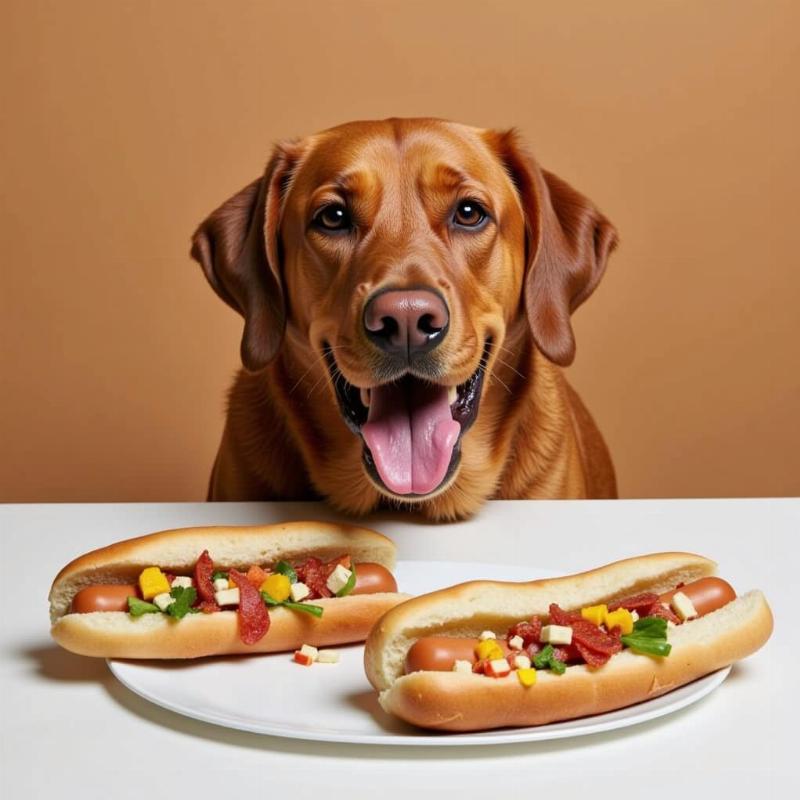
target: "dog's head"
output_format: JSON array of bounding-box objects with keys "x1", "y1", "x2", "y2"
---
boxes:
[{"x1": 191, "y1": 118, "x2": 617, "y2": 504}]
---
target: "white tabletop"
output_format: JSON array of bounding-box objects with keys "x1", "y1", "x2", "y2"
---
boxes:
[{"x1": 2, "y1": 499, "x2": 795, "y2": 798}]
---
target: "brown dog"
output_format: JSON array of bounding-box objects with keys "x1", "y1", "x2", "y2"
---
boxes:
[{"x1": 191, "y1": 118, "x2": 618, "y2": 519}]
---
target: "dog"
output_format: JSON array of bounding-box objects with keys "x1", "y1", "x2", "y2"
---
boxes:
[{"x1": 190, "y1": 118, "x2": 618, "y2": 520}]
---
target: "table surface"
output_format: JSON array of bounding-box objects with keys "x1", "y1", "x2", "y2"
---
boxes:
[{"x1": 2, "y1": 499, "x2": 796, "y2": 798}]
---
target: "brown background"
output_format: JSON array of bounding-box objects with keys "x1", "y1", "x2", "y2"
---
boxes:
[{"x1": 2, "y1": 0, "x2": 798, "y2": 503}]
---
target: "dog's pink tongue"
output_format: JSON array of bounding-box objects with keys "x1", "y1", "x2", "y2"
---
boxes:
[{"x1": 362, "y1": 382, "x2": 460, "y2": 495}]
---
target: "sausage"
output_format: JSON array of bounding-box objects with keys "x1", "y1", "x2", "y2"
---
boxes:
[
  {"x1": 352, "y1": 563, "x2": 398, "y2": 595},
  {"x1": 404, "y1": 577, "x2": 738, "y2": 674},
  {"x1": 71, "y1": 584, "x2": 139, "y2": 613},
  {"x1": 405, "y1": 636, "x2": 511, "y2": 674},
  {"x1": 658, "y1": 577, "x2": 736, "y2": 617}
]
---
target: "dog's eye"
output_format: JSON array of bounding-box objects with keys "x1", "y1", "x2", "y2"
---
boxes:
[
  {"x1": 453, "y1": 199, "x2": 487, "y2": 228},
  {"x1": 313, "y1": 203, "x2": 352, "y2": 232}
]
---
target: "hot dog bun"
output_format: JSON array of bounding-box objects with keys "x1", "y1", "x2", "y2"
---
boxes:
[
  {"x1": 363, "y1": 553, "x2": 773, "y2": 731},
  {"x1": 50, "y1": 521, "x2": 408, "y2": 658}
]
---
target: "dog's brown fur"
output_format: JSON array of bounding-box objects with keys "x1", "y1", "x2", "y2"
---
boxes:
[{"x1": 191, "y1": 119, "x2": 618, "y2": 520}]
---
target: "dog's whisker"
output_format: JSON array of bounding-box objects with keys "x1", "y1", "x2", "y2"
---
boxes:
[
  {"x1": 306, "y1": 366, "x2": 333, "y2": 400},
  {"x1": 495, "y1": 343, "x2": 523, "y2": 361},
  {"x1": 289, "y1": 344, "x2": 353, "y2": 396},
  {"x1": 488, "y1": 373, "x2": 513, "y2": 395},
  {"x1": 494, "y1": 356, "x2": 526, "y2": 380},
  {"x1": 290, "y1": 354, "x2": 330, "y2": 396}
]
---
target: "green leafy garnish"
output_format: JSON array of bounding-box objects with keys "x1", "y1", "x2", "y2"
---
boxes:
[
  {"x1": 261, "y1": 591, "x2": 281, "y2": 606},
  {"x1": 621, "y1": 616, "x2": 672, "y2": 657},
  {"x1": 261, "y1": 591, "x2": 324, "y2": 619},
  {"x1": 166, "y1": 586, "x2": 198, "y2": 619},
  {"x1": 211, "y1": 571, "x2": 228, "y2": 581},
  {"x1": 282, "y1": 601, "x2": 324, "y2": 618},
  {"x1": 127, "y1": 596, "x2": 159, "y2": 616},
  {"x1": 532, "y1": 643, "x2": 567, "y2": 675},
  {"x1": 335, "y1": 564, "x2": 357, "y2": 597},
  {"x1": 274, "y1": 561, "x2": 297, "y2": 584}
]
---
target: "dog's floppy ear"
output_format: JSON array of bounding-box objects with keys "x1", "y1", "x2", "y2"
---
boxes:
[
  {"x1": 490, "y1": 130, "x2": 618, "y2": 366},
  {"x1": 190, "y1": 142, "x2": 302, "y2": 371}
]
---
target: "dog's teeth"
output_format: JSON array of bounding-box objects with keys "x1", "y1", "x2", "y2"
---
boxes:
[
  {"x1": 360, "y1": 388, "x2": 371, "y2": 407},
  {"x1": 448, "y1": 386, "x2": 458, "y2": 404}
]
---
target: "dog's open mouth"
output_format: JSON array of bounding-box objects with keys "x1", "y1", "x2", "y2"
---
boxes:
[{"x1": 323, "y1": 340, "x2": 491, "y2": 498}]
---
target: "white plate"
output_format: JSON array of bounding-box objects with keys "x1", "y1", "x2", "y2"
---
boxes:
[{"x1": 108, "y1": 560, "x2": 731, "y2": 746}]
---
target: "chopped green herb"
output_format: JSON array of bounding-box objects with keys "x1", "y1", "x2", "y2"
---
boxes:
[
  {"x1": 621, "y1": 616, "x2": 672, "y2": 657},
  {"x1": 211, "y1": 571, "x2": 228, "y2": 581},
  {"x1": 335, "y1": 564, "x2": 357, "y2": 597},
  {"x1": 166, "y1": 586, "x2": 198, "y2": 619},
  {"x1": 282, "y1": 601, "x2": 324, "y2": 618},
  {"x1": 532, "y1": 643, "x2": 567, "y2": 674},
  {"x1": 127, "y1": 596, "x2": 159, "y2": 616},
  {"x1": 274, "y1": 561, "x2": 297, "y2": 584},
  {"x1": 261, "y1": 591, "x2": 324, "y2": 619},
  {"x1": 261, "y1": 591, "x2": 280, "y2": 606}
]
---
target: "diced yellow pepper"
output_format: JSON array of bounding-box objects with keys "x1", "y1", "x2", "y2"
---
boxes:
[
  {"x1": 517, "y1": 667, "x2": 537, "y2": 687},
  {"x1": 139, "y1": 567, "x2": 171, "y2": 600},
  {"x1": 260, "y1": 573, "x2": 291, "y2": 602},
  {"x1": 581, "y1": 604, "x2": 609, "y2": 627},
  {"x1": 475, "y1": 639, "x2": 504, "y2": 661},
  {"x1": 605, "y1": 608, "x2": 634, "y2": 635}
]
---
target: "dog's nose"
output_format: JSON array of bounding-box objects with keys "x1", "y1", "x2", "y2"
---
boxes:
[{"x1": 363, "y1": 289, "x2": 449, "y2": 356}]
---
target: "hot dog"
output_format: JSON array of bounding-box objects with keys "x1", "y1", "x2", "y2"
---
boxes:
[
  {"x1": 364, "y1": 553, "x2": 773, "y2": 731},
  {"x1": 403, "y1": 577, "x2": 737, "y2": 673},
  {"x1": 50, "y1": 521, "x2": 408, "y2": 658},
  {"x1": 69, "y1": 564, "x2": 397, "y2": 614}
]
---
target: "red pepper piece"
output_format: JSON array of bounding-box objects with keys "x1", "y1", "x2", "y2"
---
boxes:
[
  {"x1": 293, "y1": 651, "x2": 314, "y2": 666},
  {"x1": 246, "y1": 564, "x2": 270, "y2": 589},
  {"x1": 228, "y1": 569, "x2": 270, "y2": 645}
]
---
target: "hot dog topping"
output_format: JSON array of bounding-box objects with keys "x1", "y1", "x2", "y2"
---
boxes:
[
  {"x1": 163, "y1": 586, "x2": 198, "y2": 619},
  {"x1": 507, "y1": 619, "x2": 541, "y2": 648},
  {"x1": 139, "y1": 567, "x2": 171, "y2": 600},
  {"x1": 608, "y1": 591, "x2": 682, "y2": 624},
  {"x1": 620, "y1": 617, "x2": 671, "y2": 657},
  {"x1": 297, "y1": 556, "x2": 337, "y2": 598},
  {"x1": 228, "y1": 569, "x2": 270, "y2": 645},
  {"x1": 292, "y1": 644, "x2": 341, "y2": 666},
  {"x1": 70, "y1": 551, "x2": 396, "y2": 647},
  {"x1": 550, "y1": 603, "x2": 624, "y2": 667},
  {"x1": 194, "y1": 550, "x2": 218, "y2": 608},
  {"x1": 127, "y1": 597, "x2": 159, "y2": 616},
  {"x1": 531, "y1": 644, "x2": 566, "y2": 674},
  {"x1": 404, "y1": 576, "x2": 737, "y2": 680},
  {"x1": 127, "y1": 586, "x2": 197, "y2": 618}
]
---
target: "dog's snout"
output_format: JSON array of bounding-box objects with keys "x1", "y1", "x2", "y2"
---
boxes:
[{"x1": 364, "y1": 289, "x2": 449, "y2": 356}]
